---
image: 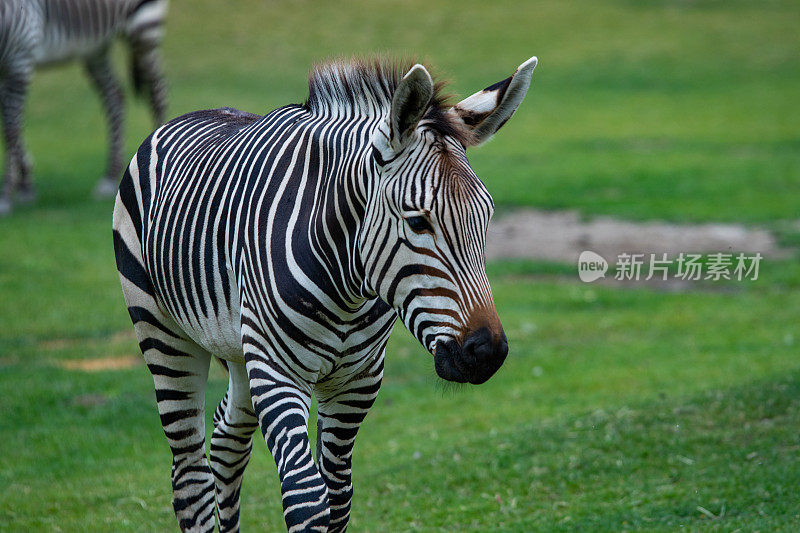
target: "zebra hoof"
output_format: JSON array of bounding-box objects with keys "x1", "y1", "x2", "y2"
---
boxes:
[
  {"x1": 0, "y1": 197, "x2": 12, "y2": 217},
  {"x1": 93, "y1": 178, "x2": 118, "y2": 199}
]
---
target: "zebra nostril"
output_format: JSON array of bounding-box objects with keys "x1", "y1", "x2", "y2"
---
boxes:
[
  {"x1": 462, "y1": 327, "x2": 493, "y2": 365},
  {"x1": 459, "y1": 326, "x2": 508, "y2": 381}
]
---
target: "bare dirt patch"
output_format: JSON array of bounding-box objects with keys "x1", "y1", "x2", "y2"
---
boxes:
[
  {"x1": 57, "y1": 355, "x2": 141, "y2": 372},
  {"x1": 486, "y1": 209, "x2": 784, "y2": 263},
  {"x1": 0, "y1": 356, "x2": 18, "y2": 367},
  {"x1": 39, "y1": 330, "x2": 136, "y2": 352}
]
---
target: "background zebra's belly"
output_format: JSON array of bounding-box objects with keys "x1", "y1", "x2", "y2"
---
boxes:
[{"x1": 33, "y1": 37, "x2": 108, "y2": 66}]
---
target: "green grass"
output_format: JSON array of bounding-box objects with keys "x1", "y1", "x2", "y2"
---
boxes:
[
  {"x1": 2, "y1": 276, "x2": 800, "y2": 530},
  {"x1": 1, "y1": 0, "x2": 799, "y2": 530}
]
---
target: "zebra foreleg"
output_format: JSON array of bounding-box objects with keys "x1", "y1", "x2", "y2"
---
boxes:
[
  {"x1": 247, "y1": 361, "x2": 331, "y2": 532},
  {"x1": 210, "y1": 361, "x2": 258, "y2": 532},
  {"x1": 85, "y1": 49, "x2": 125, "y2": 199},
  {"x1": 315, "y1": 359, "x2": 384, "y2": 532},
  {"x1": 0, "y1": 65, "x2": 33, "y2": 214}
]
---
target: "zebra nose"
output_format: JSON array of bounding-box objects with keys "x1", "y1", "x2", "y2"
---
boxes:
[{"x1": 460, "y1": 327, "x2": 508, "y2": 384}]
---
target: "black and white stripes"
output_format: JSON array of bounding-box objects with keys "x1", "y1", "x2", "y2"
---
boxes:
[
  {"x1": 0, "y1": 0, "x2": 168, "y2": 215},
  {"x1": 113, "y1": 56, "x2": 536, "y2": 531}
]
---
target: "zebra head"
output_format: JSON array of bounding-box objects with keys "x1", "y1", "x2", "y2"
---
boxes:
[{"x1": 361, "y1": 57, "x2": 537, "y2": 384}]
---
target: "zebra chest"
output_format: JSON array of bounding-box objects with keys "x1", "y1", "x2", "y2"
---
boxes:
[{"x1": 241, "y1": 284, "x2": 396, "y2": 381}]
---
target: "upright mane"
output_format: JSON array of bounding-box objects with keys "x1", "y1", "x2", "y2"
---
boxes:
[{"x1": 303, "y1": 57, "x2": 472, "y2": 144}]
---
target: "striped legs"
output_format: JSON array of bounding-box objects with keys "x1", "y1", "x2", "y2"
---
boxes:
[
  {"x1": 213, "y1": 356, "x2": 384, "y2": 532},
  {"x1": 85, "y1": 49, "x2": 125, "y2": 198},
  {"x1": 126, "y1": 0, "x2": 168, "y2": 125},
  {"x1": 146, "y1": 337, "x2": 216, "y2": 532},
  {"x1": 129, "y1": 40, "x2": 168, "y2": 126},
  {"x1": 125, "y1": 306, "x2": 218, "y2": 531},
  {"x1": 210, "y1": 361, "x2": 258, "y2": 532},
  {"x1": 0, "y1": 64, "x2": 33, "y2": 215},
  {"x1": 247, "y1": 360, "x2": 331, "y2": 532},
  {"x1": 316, "y1": 358, "x2": 384, "y2": 532},
  {"x1": 126, "y1": 300, "x2": 217, "y2": 531}
]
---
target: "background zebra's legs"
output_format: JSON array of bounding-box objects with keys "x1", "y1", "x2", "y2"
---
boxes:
[
  {"x1": 0, "y1": 65, "x2": 33, "y2": 214},
  {"x1": 316, "y1": 359, "x2": 384, "y2": 532},
  {"x1": 125, "y1": 0, "x2": 168, "y2": 126},
  {"x1": 130, "y1": 42, "x2": 168, "y2": 126},
  {"x1": 246, "y1": 360, "x2": 331, "y2": 532},
  {"x1": 85, "y1": 48, "x2": 125, "y2": 199},
  {"x1": 210, "y1": 360, "x2": 258, "y2": 533}
]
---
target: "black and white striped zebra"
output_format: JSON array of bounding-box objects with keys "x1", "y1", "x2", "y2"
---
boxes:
[
  {"x1": 113, "y1": 56, "x2": 537, "y2": 532},
  {"x1": 0, "y1": 0, "x2": 168, "y2": 215}
]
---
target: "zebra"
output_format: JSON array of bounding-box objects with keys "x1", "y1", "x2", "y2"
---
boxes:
[
  {"x1": 0, "y1": 0, "x2": 168, "y2": 215},
  {"x1": 113, "y1": 55, "x2": 537, "y2": 532}
]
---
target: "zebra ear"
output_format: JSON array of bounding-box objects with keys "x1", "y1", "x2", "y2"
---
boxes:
[
  {"x1": 449, "y1": 56, "x2": 537, "y2": 146},
  {"x1": 389, "y1": 64, "x2": 434, "y2": 152}
]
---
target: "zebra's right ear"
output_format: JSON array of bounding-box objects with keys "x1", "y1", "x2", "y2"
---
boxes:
[{"x1": 388, "y1": 64, "x2": 434, "y2": 152}]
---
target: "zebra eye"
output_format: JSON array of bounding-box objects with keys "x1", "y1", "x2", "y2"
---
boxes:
[{"x1": 405, "y1": 215, "x2": 433, "y2": 234}]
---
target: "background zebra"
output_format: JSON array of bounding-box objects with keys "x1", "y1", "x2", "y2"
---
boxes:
[
  {"x1": 0, "y1": 0, "x2": 168, "y2": 215},
  {"x1": 113, "y1": 55, "x2": 536, "y2": 531}
]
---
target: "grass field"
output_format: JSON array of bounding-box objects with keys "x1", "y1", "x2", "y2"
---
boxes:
[{"x1": 1, "y1": 0, "x2": 799, "y2": 530}]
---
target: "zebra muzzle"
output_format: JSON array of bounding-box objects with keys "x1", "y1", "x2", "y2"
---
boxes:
[{"x1": 434, "y1": 327, "x2": 508, "y2": 384}]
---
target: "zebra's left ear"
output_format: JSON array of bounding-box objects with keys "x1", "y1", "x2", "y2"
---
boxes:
[
  {"x1": 449, "y1": 56, "x2": 538, "y2": 146},
  {"x1": 388, "y1": 64, "x2": 435, "y2": 152}
]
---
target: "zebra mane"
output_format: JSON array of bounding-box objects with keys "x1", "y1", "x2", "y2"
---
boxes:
[{"x1": 304, "y1": 57, "x2": 473, "y2": 144}]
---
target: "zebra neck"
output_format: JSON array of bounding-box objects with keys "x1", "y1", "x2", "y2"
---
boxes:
[{"x1": 285, "y1": 112, "x2": 379, "y2": 313}]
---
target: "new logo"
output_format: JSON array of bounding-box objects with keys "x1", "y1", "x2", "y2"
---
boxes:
[{"x1": 578, "y1": 251, "x2": 608, "y2": 283}]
